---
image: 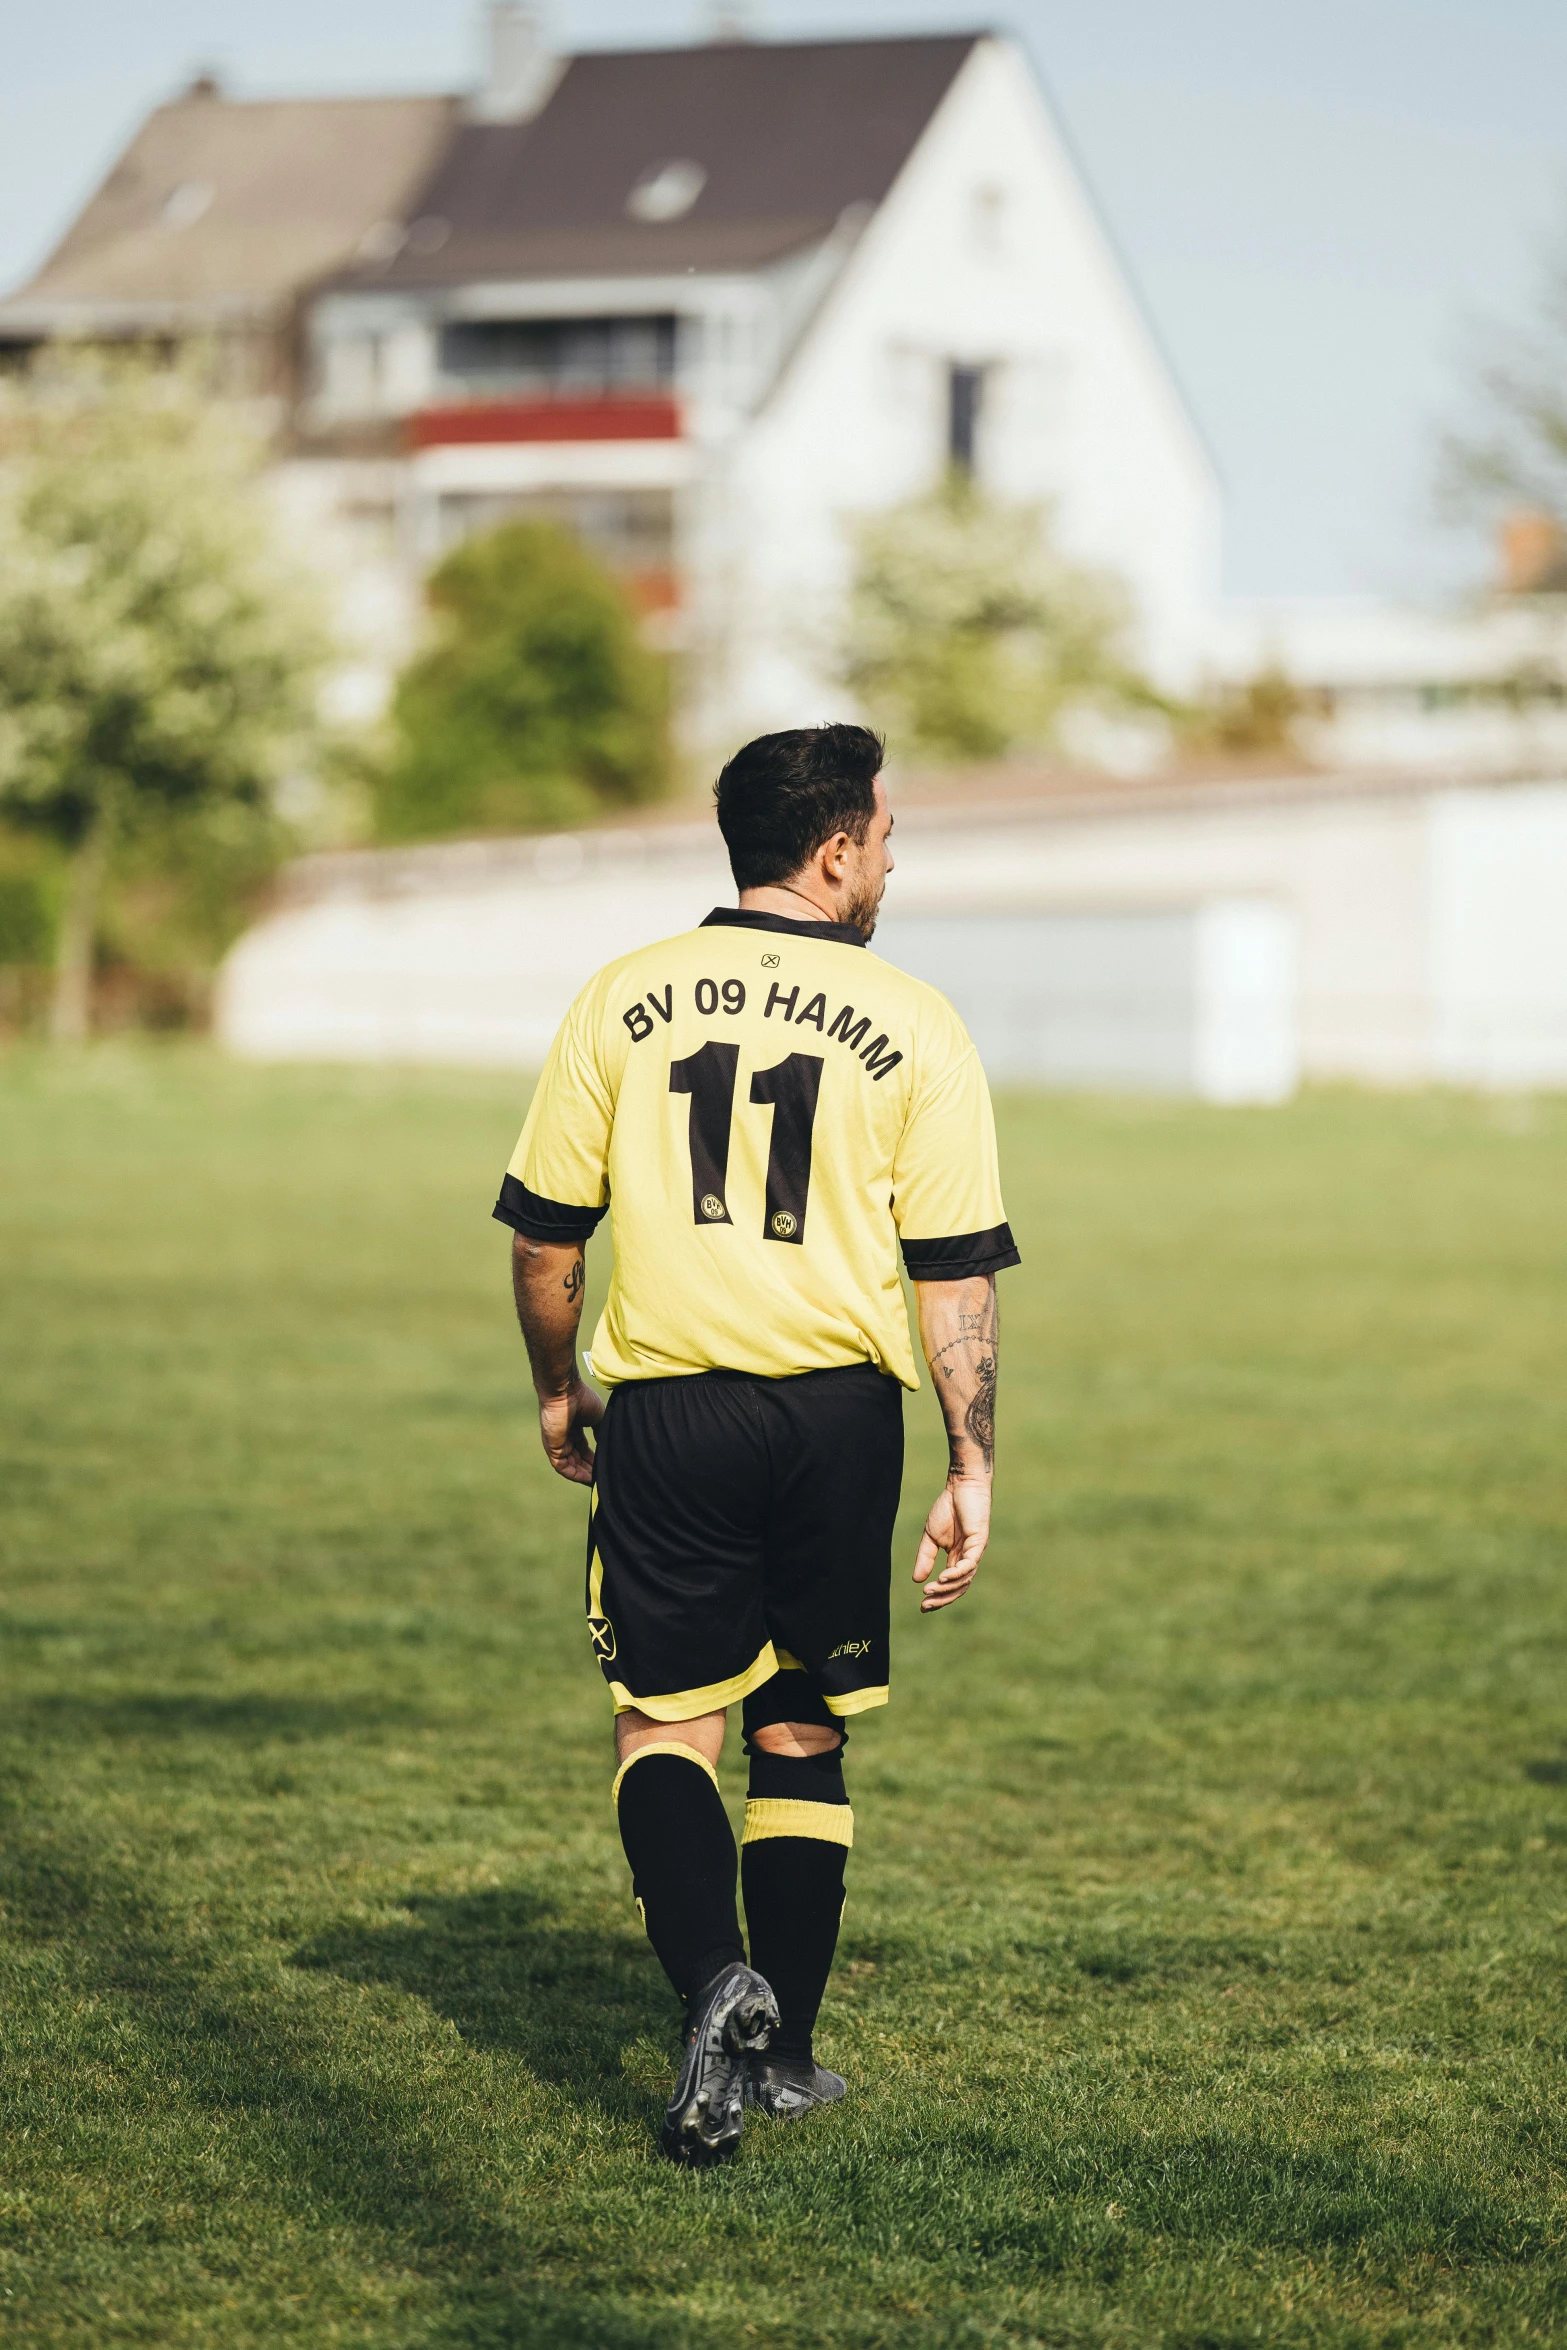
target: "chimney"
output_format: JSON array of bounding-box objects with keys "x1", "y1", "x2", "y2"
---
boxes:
[
  {"x1": 472, "y1": 2, "x2": 562, "y2": 123},
  {"x1": 1500, "y1": 509, "x2": 1567, "y2": 596}
]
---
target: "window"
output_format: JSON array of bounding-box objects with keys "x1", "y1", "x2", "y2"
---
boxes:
[
  {"x1": 948, "y1": 364, "x2": 985, "y2": 474},
  {"x1": 437, "y1": 316, "x2": 679, "y2": 397},
  {"x1": 970, "y1": 185, "x2": 1006, "y2": 255}
]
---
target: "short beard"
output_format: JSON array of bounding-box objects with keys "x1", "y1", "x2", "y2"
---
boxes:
[{"x1": 845, "y1": 876, "x2": 883, "y2": 940}]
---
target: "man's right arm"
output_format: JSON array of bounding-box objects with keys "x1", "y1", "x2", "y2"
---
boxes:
[
  {"x1": 510, "y1": 1232, "x2": 603, "y2": 1485},
  {"x1": 910, "y1": 1273, "x2": 998, "y2": 1612}
]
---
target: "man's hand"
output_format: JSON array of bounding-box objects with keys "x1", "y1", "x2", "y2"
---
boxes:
[
  {"x1": 538, "y1": 1375, "x2": 605, "y2": 1486},
  {"x1": 511, "y1": 1232, "x2": 601, "y2": 1482},
  {"x1": 913, "y1": 1473, "x2": 991, "y2": 1611}
]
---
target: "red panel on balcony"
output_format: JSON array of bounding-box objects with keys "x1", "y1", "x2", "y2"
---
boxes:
[{"x1": 408, "y1": 397, "x2": 682, "y2": 448}]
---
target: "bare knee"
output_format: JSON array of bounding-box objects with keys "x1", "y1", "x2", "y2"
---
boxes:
[
  {"x1": 750, "y1": 1719, "x2": 841, "y2": 1758},
  {"x1": 615, "y1": 1706, "x2": 726, "y2": 1767}
]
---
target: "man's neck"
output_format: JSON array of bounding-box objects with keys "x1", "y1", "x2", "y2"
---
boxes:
[{"x1": 738, "y1": 882, "x2": 841, "y2": 926}]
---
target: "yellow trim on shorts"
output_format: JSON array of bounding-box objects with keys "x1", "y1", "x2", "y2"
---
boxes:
[
  {"x1": 608, "y1": 1642, "x2": 780, "y2": 1722},
  {"x1": 611, "y1": 1741, "x2": 719, "y2": 1803},
  {"x1": 743, "y1": 1798, "x2": 855, "y2": 1848},
  {"x1": 822, "y1": 1684, "x2": 889, "y2": 1718}
]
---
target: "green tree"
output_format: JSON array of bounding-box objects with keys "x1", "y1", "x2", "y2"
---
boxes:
[
  {"x1": 841, "y1": 474, "x2": 1152, "y2": 763},
  {"x1": 380, "y1": 521, "x2": 669, "y2": 842},
  {"x1": 0, "y1": 363, "x2": 326, "y2": 1040}
]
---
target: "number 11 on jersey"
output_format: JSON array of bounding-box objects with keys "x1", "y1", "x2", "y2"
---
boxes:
[{"x1": 669, "y1": 1045, "x2": 823, "y2": 1244}]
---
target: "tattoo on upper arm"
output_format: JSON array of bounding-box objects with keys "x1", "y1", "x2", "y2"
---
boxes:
[{"x1": 563, "y1": 1261, "x2": 584, "y2": 1304}]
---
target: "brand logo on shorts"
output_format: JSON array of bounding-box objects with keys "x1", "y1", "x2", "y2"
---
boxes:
[
  {"x1": 700, "y1": 1193, "x2": 726, "y2": 1220},
  {"x1": 827, "y1": 1639, "x2": 871, "y2": 1661},
  {"x1": 587, "y1": 1614, "x2": 617, "y2": 1662},
  {"x1": 770, "y1": 1210, "x2": 798, "y2": 1239}
]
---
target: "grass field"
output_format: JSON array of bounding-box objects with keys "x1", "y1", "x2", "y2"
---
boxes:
[{"x1": 2, "y1": 1050, "x2": 1566, "y2": 2349}]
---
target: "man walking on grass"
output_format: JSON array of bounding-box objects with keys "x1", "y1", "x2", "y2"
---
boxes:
[{"x1": 495, "y1": 724, "x2": 1018, "y2": 2166}]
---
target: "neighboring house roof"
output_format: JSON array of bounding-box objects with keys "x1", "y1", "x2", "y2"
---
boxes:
[
  {"x1": 0, "y1": 85, "x2": 458, "y2": 331},
  {"x1": 342, "y1": 35, "x2": 984, "y2": 290}
]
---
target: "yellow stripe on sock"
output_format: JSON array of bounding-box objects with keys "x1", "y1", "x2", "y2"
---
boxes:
[
  {"x1": 612, "y1": 1741, "x2": 720, "y2": 1805},
  {"x1": 742, "y1": 1797, "x2": 854, "y2": 1848}
]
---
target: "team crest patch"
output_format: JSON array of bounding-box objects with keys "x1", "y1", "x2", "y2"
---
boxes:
[
  {"x1": 587, "y1": 1614, "x2": 617, "y2": 1662},
  {"x1": 700, "y1": 1193, "x2": 726, "y2": 1220},
  {"x1": 770, "y1": 1210, "x2": 798, "y2": 1239}
]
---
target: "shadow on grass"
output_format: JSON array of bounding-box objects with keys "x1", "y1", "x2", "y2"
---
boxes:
[
  {"x1": 0, "y1": 1807, "x2": 711, "y2": 2349},
  {"x1": 294, "y1": 1887, "x2": 674, "y2": 2114},
  {"x1": 0, "y1": 1800, "x2": 1547, "y2": 2344}
]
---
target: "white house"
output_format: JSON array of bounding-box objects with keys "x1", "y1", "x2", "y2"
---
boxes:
[
  {"x1": 307, "y1": 18, "x2": 1221, "y2": 739},
  {"x1": 1, "y1": 12, "x2": 1222, "y2": 747}
]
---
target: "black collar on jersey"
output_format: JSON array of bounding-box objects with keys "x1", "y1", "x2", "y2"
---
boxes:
[{"x1": 702, "y1": 907, "x2": 867, "y2": 949}]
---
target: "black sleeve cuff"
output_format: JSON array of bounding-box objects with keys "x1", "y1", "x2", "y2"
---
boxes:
[
  {"x1": 492, "y1": 1173, "x2": 608, "y2": 1244},
  {"x1": 900, "y1": 1222, "x2": 1021, "y2": 1281}
]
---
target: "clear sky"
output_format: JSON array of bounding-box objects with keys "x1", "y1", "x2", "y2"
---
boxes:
[{"x1": 2, "y1": 0, "x2": 1563, "y2": 599}]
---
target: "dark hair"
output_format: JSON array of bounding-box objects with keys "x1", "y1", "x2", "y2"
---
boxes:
[{"x1": 713, "y1": 725, "x2": 885, "y2": 890}]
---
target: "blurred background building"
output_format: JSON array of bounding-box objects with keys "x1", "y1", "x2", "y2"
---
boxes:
[
  {"x1": 0, "y1": 10, "x2": 1219, "y2": 744},
  {"x1": 2, "y1": 4, "x2": 1565, "y2": 1090}
]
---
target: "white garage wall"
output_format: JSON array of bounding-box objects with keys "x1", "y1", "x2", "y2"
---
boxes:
[
  {"x1": 217, "y1": 776, "x2": 1567, "y2": 1095},
  {"x1": 1429, "y1": 784, "x2": 1567, "y2": 1089}
]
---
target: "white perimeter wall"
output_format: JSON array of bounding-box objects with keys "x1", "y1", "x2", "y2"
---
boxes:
[
  {"x1": 1429, "y1": 784, "x2": 1567, "y2": 1087},
  {"x1": 217, "y1": 779, "x2": 1567, "y2": 1094}
]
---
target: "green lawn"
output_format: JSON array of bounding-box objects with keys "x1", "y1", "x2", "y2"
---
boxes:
[{"x1": 2, "y1": 1050, "x2": 1566, "y2": 2349}]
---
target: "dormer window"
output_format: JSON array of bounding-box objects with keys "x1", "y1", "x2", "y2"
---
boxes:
[
  {"x1": 626, "y1": 160, "x2": 707, "y2": 224},
  {"x1": 162, "y1": 181, "x2": 214, "y2": 229}
]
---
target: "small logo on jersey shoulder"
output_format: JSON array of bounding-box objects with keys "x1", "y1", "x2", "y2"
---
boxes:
[
  {"x1": 700, "y1": 1193, "x2": 726, "y2": 1220},
  {"x1": 761, "y1": 953, "x2": 781, "y2": 968},
  {"x1": 770, "y1": 1209, "x2": 798, "y2": 1239},
  {"x1": 587, "y1": 1614, "x2": 617, "y2": 1662}
]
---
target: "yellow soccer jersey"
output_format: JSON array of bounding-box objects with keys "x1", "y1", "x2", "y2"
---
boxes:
[{"x1": 492, "y1": 908, "x2": 1020, "y2": 1390}]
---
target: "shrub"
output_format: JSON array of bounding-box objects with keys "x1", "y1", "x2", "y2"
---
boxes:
[{"x1": 379, "y1": 521, "x2": 669, "y2": 841}]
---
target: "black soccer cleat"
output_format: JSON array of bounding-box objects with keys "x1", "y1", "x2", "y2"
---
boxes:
[
  {"x1": 746, "y1": 2053, "x2": 848, "y2": 2120},
  {"x1": 658, "y1": 1964, "x2": 779, "y2": 2167}
]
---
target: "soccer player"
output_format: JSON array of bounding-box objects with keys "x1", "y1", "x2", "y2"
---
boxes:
[{"x1": 495, "y1": 725, "x2": 1018, "y2": 2166}]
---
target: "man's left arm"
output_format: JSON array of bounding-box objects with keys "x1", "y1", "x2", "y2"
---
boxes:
[
  {"x1": 511, "y1": 1233, "x2": 603, "y2": 1485},
  {"x1": 911, "y1": 1272, "x2": 998, "y2": 1611}
]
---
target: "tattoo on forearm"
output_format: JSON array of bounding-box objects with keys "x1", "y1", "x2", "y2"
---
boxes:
[
  {"x1": 963, "y1": 1353, "x2": 997, "y2": 1470},
  {"x1": 563, "y1": 1261, "x2": 584, "y2": 1304},
  {"x1": 926, "y1": 1280, "x2": 999, "y2": 1474}
]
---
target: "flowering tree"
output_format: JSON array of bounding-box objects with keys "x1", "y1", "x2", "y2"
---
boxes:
[
  {"x1": 0, "y1": 365, "x2": 325, "y2": 1039},
  {"x1": 840, "y1": 475, "x2": 1152, "y2": 763}
]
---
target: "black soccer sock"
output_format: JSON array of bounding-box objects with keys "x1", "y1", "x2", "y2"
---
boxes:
[
  {"x1": 614, "y1": 1743, "x2": 745, "y2": 2008},
  {"x1": 741, "y1": 1744, "x2": 852, "y2": 2065}
]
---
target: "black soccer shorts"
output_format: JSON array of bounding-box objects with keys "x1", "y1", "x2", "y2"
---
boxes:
[{"x1": 585, "y1": 1362, "x2": 905, "y2": 1721}]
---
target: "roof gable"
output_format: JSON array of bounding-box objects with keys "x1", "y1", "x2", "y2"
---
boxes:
[
  {"x1": 350, "y1": 35, "x2": 983, "y2": 288},
  {"x1": 2, "y1": 90, "x2": 457, "y2": 321}
]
